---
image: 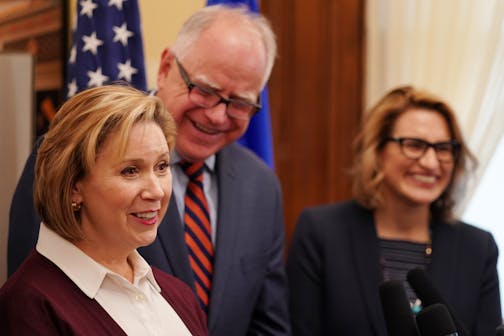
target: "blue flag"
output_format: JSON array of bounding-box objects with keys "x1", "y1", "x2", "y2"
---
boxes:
[
  {"x1": 206, "y1": 0, "x2": 275, "y2": 169},
  {"x1": 65, "y1": 0, "x2": 146, "y2": 98}
]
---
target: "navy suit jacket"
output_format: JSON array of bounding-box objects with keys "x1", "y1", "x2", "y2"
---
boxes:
[
  {"x1": 287, "y1": 200, "x2": 501, "y2": 336},
  {"x1": 9, "y1": 139, "x2": 291, "y2": 336}
]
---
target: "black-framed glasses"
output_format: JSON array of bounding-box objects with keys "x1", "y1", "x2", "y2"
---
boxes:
[
  {"x1": 175, "y1": 57, "x2": 261, "y2": 120},
  {"x1": 386, "y1": 137, "x2": 460, "y2": 163}
]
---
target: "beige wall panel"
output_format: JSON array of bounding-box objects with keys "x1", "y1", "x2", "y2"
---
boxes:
[{"x1": 140, "y1": 1, "x2": 205, "y2": 89}]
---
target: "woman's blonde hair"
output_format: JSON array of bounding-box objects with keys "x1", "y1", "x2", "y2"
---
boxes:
[
  {"x1": 352, "y1": 85, "x2": 476, "y2": 221},
  {"x1": 34, "y1": 84, "x2": 176, "y2": 241}
]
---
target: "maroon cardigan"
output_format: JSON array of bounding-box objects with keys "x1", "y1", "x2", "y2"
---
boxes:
[{"x1": 0, "y1": 250, "x2": 208, "y2": 335}]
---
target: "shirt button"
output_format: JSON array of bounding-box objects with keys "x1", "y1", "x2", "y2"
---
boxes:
[{"x1": 134, "y1": 294, "x2": 144, "y2": 302}]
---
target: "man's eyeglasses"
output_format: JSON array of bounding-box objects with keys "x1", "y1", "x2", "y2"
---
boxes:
[
  {"x1": 175, "y1": 57, "x2": 261, "y2": 120},
  {"x1": 385, "y1": 137, "x2": 460, "y2": 163}
]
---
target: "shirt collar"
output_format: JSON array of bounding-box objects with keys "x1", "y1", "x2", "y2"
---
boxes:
[
  {"x1": 171, "y1": 150, "x2": 215, "y2": 173},
  {"x1": 36, "y1": 223, "x2": 160, "y2": 298}
]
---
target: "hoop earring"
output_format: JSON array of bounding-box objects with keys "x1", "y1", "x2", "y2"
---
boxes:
[{"x1": 71, "y1": 201, "x2": 82, "y2": 212}]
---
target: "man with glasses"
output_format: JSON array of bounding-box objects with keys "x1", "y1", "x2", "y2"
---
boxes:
[{"x1": 9, "y1": 5, "x2": 290, "y2": 335}]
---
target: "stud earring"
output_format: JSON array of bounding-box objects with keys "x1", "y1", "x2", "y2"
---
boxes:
[{"x1": 71, "y1": 201, "x2": 82, "y2": 212}]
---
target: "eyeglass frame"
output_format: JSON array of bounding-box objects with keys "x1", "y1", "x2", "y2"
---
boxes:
[
  {"x1": 174, "y1": 56, "x2": 262, "y2": 120},
  {"x1": 385, "y1": 137, "x2": 460, "y2": 163}
]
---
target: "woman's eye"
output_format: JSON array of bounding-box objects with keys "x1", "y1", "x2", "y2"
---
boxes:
[
  {"x1": 121, "y1": 166, "x2": 138, "y2": 176},
  {"x1": 407, "y1": 142, "x2": 425, "y2": 150},
  {"x1": 157, "y1": 161, "x2": 170, "y2": 173},
  {"x1": 436, "y1": 144, "x2": 453, "y2": 152}
]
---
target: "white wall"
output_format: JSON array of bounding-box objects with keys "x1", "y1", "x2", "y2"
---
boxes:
[{"x1": 0, "y1": 53, "x2": 33, "y2": 285}]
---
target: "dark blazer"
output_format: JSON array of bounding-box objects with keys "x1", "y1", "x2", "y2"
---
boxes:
[
  {"x1": 287, "y1": 200, "x2": 501, "y2": 336},
  {"x1": 1, "y1": 251, "x2": 207, "y2": 336},
  {"x1": 9, "y1": 140, "x2": 290, "y2": 336}
]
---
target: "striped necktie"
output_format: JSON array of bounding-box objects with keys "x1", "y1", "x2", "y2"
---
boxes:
[{"x1": 179, "y1": 161, "x2": 214, "y2": 313}]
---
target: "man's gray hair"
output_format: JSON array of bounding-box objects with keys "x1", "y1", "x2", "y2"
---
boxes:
[{"x1": 171, "y1": 4, "x2": 277, "y2": 89}]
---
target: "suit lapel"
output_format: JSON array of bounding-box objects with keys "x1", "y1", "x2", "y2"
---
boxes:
[
  {"x1": 426, "y1": 220, "x2": 458, "y2": 303},
  {"x1": 207, "y1": 148, "x2": 239, "y2": 333},
  {"x1": 157, "y1": 198, "x2": 194, "y2": 285},
  {"x1": 350, "y1": 206, "x2": 388, "y2": 336}
]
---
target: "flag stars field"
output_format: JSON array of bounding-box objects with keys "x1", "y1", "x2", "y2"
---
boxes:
[
  {"x1": 108, "y1": 0, "x2": 126, "y2": 10},
  {"x1": 82, "y1": 32, "x2": 103, "y2": 55},
  {"x1": 118, "y1": 60, "x2": 138, "y2": 82},
  {"x1": 113, "y1": 23, "x2": 133, "y2": 46},
  {"x1": 67, "y1": 80, "x2": 78, "y2": 97},
  {"x1": 87, "y1": 67, "x2": 110, "y2": 87},
  {"x1": 66, "y1": 0, "x2": 146, "y2": 98},
  {"x1": 80, "y1": 0, "x2": 97, "y2": 18},
  {"x1": 68, "y1": 46, "x2": 77, "y2": 64}
]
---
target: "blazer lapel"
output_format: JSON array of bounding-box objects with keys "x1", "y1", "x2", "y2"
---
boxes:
[
  {"x1": 350, "y1": 207, "x2": 388, "y2": 336},
  {"x1": 426, "y1": 220, "x2": 458, "y2": 303},
  {"x1": 207, "y1": 149, "x2": 239, "y2": 333},
  {"x1": 157, "y1": 198, "x2": 194, "y2": 285}
]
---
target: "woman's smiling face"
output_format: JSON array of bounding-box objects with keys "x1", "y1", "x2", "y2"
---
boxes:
[
  {"x1": 379, "y1": 108, "x2": 455, "y2": 208},
  {"x1": 73, "y1": 121, "x2": 172, "y2": 254}
]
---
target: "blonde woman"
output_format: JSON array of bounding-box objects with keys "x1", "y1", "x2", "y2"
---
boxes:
[{"x1": 1, "y1": 85, "x2": 207, "y2": 335}]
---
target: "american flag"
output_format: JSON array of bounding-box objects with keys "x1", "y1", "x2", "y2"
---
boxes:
[{"x1": 65, "y1": 0, "x2": 146, "y2": 98}]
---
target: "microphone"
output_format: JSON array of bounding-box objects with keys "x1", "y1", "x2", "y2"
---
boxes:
[
  {"x1": 407, "y1": 268, "x2": 469, "y2": 336},
  {"x1": 379, "y1": 280, "x2": 419, "y2": 336},
  {"x1": 416, "y1": 303, "x2": 458, "y2": 336},
  {"x1": 496, "y1": 324, "x2": 504, "y2": 336}
]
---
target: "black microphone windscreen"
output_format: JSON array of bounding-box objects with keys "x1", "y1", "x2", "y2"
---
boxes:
[
  {"x1": 407, "y1": 267, "x2": 443, "y2": 307},
  {"x1": 379, "y1": 280, "x2": 419, "y2": 336},
  {"x1": 416, "y1": 303, "x2": 458, "y2": 336},
  {"x1": 407, "y1": 268, "x2": 469, "y2": 336},
  {"x1": 496, "y1": 324, "x2": 504, "y2": 336}
]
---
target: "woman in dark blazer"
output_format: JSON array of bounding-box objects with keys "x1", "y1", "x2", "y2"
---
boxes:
[{"x1": 287, "y1": 86, "x2": 501, "y2": 336}]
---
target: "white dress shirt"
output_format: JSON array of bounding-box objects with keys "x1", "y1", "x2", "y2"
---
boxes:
[{"x1": 36, "y1": 223, "x2": 192, "y2": 336}]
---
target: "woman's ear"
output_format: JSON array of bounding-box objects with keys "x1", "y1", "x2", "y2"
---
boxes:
[{"x1": 71, "y1": 181, "x2": 83, "y2": 205}]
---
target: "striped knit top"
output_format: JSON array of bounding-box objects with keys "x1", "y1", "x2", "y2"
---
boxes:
[{"x1": 379, "y1": 238, "x2": 432, "y2": 312}]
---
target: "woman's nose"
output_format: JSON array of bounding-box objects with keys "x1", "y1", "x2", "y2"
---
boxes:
[{"x1": 141, "y1": 173, "x2": 166, "y2": 200}]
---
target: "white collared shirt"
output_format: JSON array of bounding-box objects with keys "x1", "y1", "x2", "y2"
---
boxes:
[{"x1": 36, "y1": 223, "x2": 192, "y2": 336}]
